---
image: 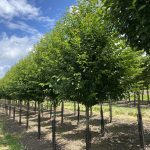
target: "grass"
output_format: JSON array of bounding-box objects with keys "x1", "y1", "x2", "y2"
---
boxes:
[
  {"x1": 32, "y1": 98, "x2": 150, "y2": 121},
  {"x1": 130, "y1": 91, "x2": 149, "y2": 101},
  {"x1": 62, "y1": 102, "x2": 150, "y2": 120},
  {"x1": 0, "y1": 117, "x2": 24, "y2": 150}
]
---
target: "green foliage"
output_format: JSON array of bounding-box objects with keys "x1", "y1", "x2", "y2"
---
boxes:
[
  {"x1": 104, "y1": 0, "x2": 150, "y2": 55},
  {"x1": 142, "y1": 56, "x2": 150, "y2": 86},
  {"x1": 0, "y1": 0, "x2": 144, "y2": 107},
  {"x1": 0, "y1": 53, "x2": 45, "y2": 102},
  {"x1": 51, "y1": 0, "x2": 143, "y2": 106}
]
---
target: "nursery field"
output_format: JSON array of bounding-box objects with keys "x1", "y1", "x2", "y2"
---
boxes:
[
  {"x1": 0, "y1": 102, "x2": 150, "y2": 150},
  {"x1": 0, "y1": 0, "x2": 149, "y2": 150}
]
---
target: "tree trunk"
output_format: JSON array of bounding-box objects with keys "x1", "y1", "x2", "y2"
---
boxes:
[
  {"x1": 38, "y1": 101, "x2": 41, "y2": 139},
  {"x1": 61, "y1": 100, "x2": 64, "y2": 125},
  {"x1": 134, "y1": 92, "x2": 136, "y2": 106},
  {"x1": 41, "y1": 103, "x2": 43, "y2": 117},
  {"x1": 13, "y1": 101, "x2": 16, "y2": 121},
  {"x1": 9, "y1": 100, "x2": 11, "y2": 118},
  {"x1": 7, "y1": 100, "x2": 9, "y2": 116},
  {"x1": 50, "y1": 102, "x2": 52, "y2": 119},
  {"x1": 137, "y1": 92, "x2": 145, "y2": 150},
  {"x1": 2, "y1": 100, "x2": 5, "y2": 111},
  {"x1": 74, "y1": 101, "x2": 76, "y2": 116},
  {"x1": 141, "y1": 90, "x2": 144, "y2": 102},
  {"x1": 100, "y1": 102, "x2": 105, "y2": 136},
  {"x1": 128, "y1": 92, "x2": 131, "y2": 102},
  {"x1": 77, "y1": 102, "x2": 80, "y2": 125},
  {"x1": 5, "y1": 99, "x2": 7, "y2": 115},
  {"x1": 26, "y1": 100, "x2": 30, "y2": 130},
  {"x1": 6, "y1": 100, "x2": 8, "y2": 116},
  {"x1": 85, "y1": 105, "x2": 91, "y2": 150},
  {"x1": 109, "y1": 100, "x2": 112, "y2": 123},
  {"x1": 90, "y1": 107, "x2": 92, "y2": 117},
  {"x1": 146, "y1": 85, "x2": 149, "y2": 104},
  {"x1": 52, "y1": 101, "x2": 56, "y2": 150},
  {"x1": 19, "y1": 100, "x2": 22, "y2": 125}
]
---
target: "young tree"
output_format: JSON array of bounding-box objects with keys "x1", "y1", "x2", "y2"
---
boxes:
[{"x1": 45, "y1": 0, "x2": 144, "y2": 149}]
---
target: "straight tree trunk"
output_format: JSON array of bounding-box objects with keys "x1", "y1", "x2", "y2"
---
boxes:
[
  {"x1": 141, "y1": 90, "x2": 144, "y2": 102},
  {"x1": 85, "y1": 105, "x2": 91, "y2": 150},
  {"x1": 146, "y1": 85, "x2": 149, "y2": 103},
  {"x1": 9, "y1": 100, "x2": 11, "y2": 118},
  {"x1": 137, "y1": 92, "x2": 145, "y2": 150},
  {"x1": 6, "y1": 100, "x2": 8, "y2": 116},
  {"x1": 50, "y1": 102, "x2": 52, "y2": 119},
  {"x1": 61, "y1": 100, "x2": 64, "y2": 125},
  {"x1": 41, "y1": 103, "x2": 43, "y2": 117},
  {"x1": 100, "y1": 102, "x2": 105, "y2": 136},
  {"x1": 2, "y1": 100, "x2": 5, "y2": 111},
  {"x1": 128, "y1": 92, "x2": 131, "y2": 102},
  {"x1": 109, "y1": 100, "x2": 112, "y2": 123},
  {"x1": 26, "y1": 100, "x2": 30, "y2": 130},
  {"x1": 77, "y1": 102, "x2": 80, "y2": 125},
  {"x1": 52, "y1": 101, "x2": 56, "y2": 150},
  {"x1": 74, "y1": 101, "x2": 76, "y2": 116},
  {"x1": 90, "y1": 107, "x2": 92, "y2": 117},
  {"x1": 134, "y1": 92, "x2": 136, "y2": 106},
  {"x1": 7, "y1": 100, "x2": 9, "y2": 116},
  {"x1": 38, "y1": 101, "x2": 41, "y2": 139},
  {"x1": 13, "y1": 100, "x2": 16, "y2": 121},
  {"x1": 19, "y1": 100, "x2": 22, "y2": 125},
  {"x1": 5, "y1": 99, "x2": 7, "y2": 115}
]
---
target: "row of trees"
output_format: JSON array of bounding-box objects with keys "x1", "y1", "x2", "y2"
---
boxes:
[{"x1": 0, "y1": 0, "x2": 149, "y2": 149}]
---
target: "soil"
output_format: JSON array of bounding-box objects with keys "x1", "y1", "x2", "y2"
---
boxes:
[{"x1": 0, "y1": 106, "x2": 150, "y2": 150}]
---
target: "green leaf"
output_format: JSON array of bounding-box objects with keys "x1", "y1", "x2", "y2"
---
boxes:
[{"x1": 138, "y1": 5, "x2": 146, "y2": 11}]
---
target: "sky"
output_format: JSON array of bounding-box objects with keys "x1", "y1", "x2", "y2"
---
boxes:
[{"x1": 0, "y1": 0, "x2": 77, "y2": 78}]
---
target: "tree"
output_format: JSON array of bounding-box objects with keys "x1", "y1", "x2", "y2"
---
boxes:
[{"x1": 44, "y1": 0, "x2": 144, "y2": 149}]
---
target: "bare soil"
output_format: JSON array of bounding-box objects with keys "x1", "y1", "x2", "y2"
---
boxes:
[{"x1": 0, "y1": 106, "x2": 150, "y2": 150}]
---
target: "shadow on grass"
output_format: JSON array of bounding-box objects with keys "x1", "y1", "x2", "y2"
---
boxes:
[
  {"x1": 21, "y1": 130, "x2": 64, "y2": 150},
  {"x1": 91, "y1": 123, "x2": 150, "y2": 150},
  {"x1": 2, "y1": 109, "x2": 150, "y2": 150},
  {"x1": 56, "y1": 122, "x2": 77, "y2": 134},
  {"x1": 90, "y1": 118, "x2": 109, "y2": 127}
]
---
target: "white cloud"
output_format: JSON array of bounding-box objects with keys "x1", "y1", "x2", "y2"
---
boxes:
[
  {"x1": 0, "y1": 0, "x2": 56, "y2": 29},
  {"x1": 0, "y1": 1, "x2": 56, "y2": 78},
  {"x1": 0, "y1": 0, "x2": 39, "y2": 20},
  {"x1": 3, "y1": 20, "x2": 39, "y2": 34},
  {"x1": 38, "y1": 17, "x2": 56, "y2": 29},
  {"x1": 0, "y1": 33, "x2": 42, "y2": 78}
]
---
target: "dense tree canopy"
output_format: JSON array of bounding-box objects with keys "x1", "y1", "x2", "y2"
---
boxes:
[
  {"x1": 0, "y1": 0, "x2": 144, "y2": 107},
  {"x1": 104, "y1": 0, "x2": 150, "y2": 55}
]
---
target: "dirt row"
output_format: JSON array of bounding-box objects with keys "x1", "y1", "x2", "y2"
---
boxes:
[{"x1": 0, "y1": 106, "x2": 150, "y2": 150}]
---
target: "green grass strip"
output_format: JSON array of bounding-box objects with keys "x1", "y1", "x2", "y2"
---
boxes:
[{"x1": 0, "y1": 118, "x2": 25, "y2": 150}]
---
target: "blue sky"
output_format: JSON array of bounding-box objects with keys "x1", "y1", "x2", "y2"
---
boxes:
[{"x1": 0, "y1": 0, "x2": 77, "y2": 78}]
